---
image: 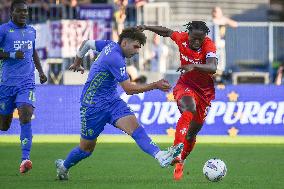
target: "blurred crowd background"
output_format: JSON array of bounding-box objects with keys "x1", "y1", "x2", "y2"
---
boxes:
[{"x1": 1, "y1": 0, "x2": 284, "y2": 86}]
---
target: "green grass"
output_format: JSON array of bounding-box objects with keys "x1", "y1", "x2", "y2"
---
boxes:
[{"x1": 0, "y1": 136, "x2": 284, "y2": 189}]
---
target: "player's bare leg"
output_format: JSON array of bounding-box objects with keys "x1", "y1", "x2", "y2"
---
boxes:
[
  {"x1": 18, "y1": 104, "x2": 34, "y2": 174},
  {"x1": 0, "y1": 114, "x2": 13, "y2": 131}
]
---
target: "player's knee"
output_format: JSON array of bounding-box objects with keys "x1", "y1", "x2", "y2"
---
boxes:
[
  {"x1": 180, "y1": 103, "x2": 196, "y2": 113},
  {"x1": 19, "y1": 116, "x2": 32, "y2": 124},
  {"x1": 80, "y1": 141, "x2": 96, "y2": 153},
  {"x1": 81, "y1": 145, "x2": 95, "y2": 153},
  {"x1": 18, "y1": 105, "x2": 33, "y2": 124},
  {"x1": 180, "y1": 97, "x2": 196, "y2": 113},
  {"x1": 0, "y1": 118, "x2": 12, "y2": 131},
  {"x1": 19, "y1": 111, "x2": 33, "y2": 124},
  {"x1": 184, "y1": 106, "x2": 196, "y2": 114}
]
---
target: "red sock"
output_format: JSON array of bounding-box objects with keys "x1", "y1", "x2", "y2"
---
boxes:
[
  {"x1": 181, "y1": 137, "x2": 196, "y2": 160},
  {"x1": 174, "y1": 111, "x2": 193, "y2": 148}
]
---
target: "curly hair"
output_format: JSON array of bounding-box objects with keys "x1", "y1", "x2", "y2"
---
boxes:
[
  {"x1": 118, "y1": 27, "x2": 147, "y2": 45},
  {"x1": 184, "y1": 21, "x2": 210, "y2": 35}
]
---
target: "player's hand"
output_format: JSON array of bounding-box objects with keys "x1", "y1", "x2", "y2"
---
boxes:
[
  {"x1": 73, "y1": 56, "x2": 83, "y2": 67},
  {"x1": 39, "y1": 73, "x2": 47, "y2": 84},
  {"x1": 136, "y1": 25, "x2": 146, "y2": 32},
  {"x1": 155, "y1": 79, "x2": 171, "y2": 92},
  {"x1": 15, "y1": 51, "x2": 25, "y2": 59},
  {"x1": 69, "y1": 63, "x2": 85, "y2": 74},
  {"x1": 176, "y1": 64, "x2": 195, "y2": 74},
  {"x1": 69, "y1": 56, "x2": 85, "y2": 74}
]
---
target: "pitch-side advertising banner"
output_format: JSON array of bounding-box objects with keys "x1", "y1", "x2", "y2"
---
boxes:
[
  {"x1": 1, "y1": 85, "x2": 284, "y2": 136},
  {"x1": 32, "y1": 20, "x2": 112, "y2": 58},
  {"x1": 48, "y1": 20, "x2": 94, "y2": 58},
  {"x1": 77, "y1": 4, "x2": 112, "y2": 21},
  {"x1": 74, "y1": 5, "x2": 113, "y2": 43}
]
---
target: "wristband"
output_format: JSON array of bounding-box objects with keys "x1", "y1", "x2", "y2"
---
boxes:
[{"x1": 9, "y1": 52, "x2": 16, "y2": 59}]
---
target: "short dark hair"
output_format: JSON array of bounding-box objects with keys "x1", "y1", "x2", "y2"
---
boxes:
[
  {"x1": 184, "y1": 21, "x2": 210, "y2": 35},
  {"x1": 118, "y1": 27, "x2": 147, "y2": 45},
  {"x1": 10, "y1": 0, "x2": 27, "y2": 12}
]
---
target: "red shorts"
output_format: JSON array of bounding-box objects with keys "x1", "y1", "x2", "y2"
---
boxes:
[{"x1": 173, "y1": 84, "x2": 211, "y2": 124}]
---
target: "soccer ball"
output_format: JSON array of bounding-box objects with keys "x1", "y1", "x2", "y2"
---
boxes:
[{"x1": 203, "y1": 158, "x2": 227, "y2": 182}]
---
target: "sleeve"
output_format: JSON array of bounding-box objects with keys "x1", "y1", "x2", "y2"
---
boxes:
[
  {"x1": 106, "y1": 52, "x2": 129, "y2": 82},
  {"x1": 170, "y1": 31, "x2": 188, "y2": 44},
  {"x1": 204, "y1": 38, "x2": 217, "y2": 59},
  {"x1": 95, "y1": 40, "x2": 113, "y2": 52}
]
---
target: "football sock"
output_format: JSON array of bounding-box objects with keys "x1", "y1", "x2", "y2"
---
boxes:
[
  {"x1": 174, "y1": 111, "x2": 193, "y2": 145},
  {"x1": 63, "y1": 146, "x2": 92, "y2": 169},
  {"x1": 174, "y1": 111, "x2": 193, "y2": 161},
  {"x1": 20, "y1": 122, "x2": 32, "y2": 161},
  {"x1": 132, "y1": 126, "x2": 160, "y2": 158},
  {"x1": 181, "y1": 137, "x2": 196, "y2": 160}
]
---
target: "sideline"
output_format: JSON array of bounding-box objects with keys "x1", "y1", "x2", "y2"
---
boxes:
[{"x1": 1, "y1": 135, "x2": 284, "y2": 144}]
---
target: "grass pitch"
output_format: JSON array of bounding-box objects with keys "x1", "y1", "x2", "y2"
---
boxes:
[{"x1": 0, "y1": 135, "x2": 284, "y2": 189}]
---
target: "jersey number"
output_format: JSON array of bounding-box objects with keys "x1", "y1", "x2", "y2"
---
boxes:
[
  {"x1": 29, "y1": 91, "x2": 36, "y2": 102},
  {"x1": 120, "y1": 67, "x2": 126, "y2": 76}
]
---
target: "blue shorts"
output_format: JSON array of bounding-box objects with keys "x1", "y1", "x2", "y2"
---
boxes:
[
  {"x1": 0, "y1": 84, "x2": 36, "y2": 115},
  {"x1": 80, "y1": 99, "x2": 134, "y2": 140}
]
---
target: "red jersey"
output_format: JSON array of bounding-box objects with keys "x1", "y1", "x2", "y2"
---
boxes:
[{"x1": 171, "y1": 31, "x2": 217, "y2": 103}]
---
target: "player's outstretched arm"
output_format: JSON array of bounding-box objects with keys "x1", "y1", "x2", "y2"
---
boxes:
[
  {"x1": 76, "y1": 40, "x2": 96, "y2": 58},
  {"x1": 137, "y1": 25, "x2": 173, "y2": 37},
  {"x1": 33, "y1": 50, "x2": 47, "y2": 84},
  {"x1": 177, "y1": 57, "x2": 217, "y2": 74},
  {"x1": 69, "y1": 40, "x2": 96, "y2": 74},
  {"x1": 120, "y1": 79, "x2": 171, "y2": 95}
]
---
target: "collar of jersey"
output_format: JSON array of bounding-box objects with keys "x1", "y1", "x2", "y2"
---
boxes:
[{"x1": 8, "y1": 20, "x2": 27, "y2": 29}]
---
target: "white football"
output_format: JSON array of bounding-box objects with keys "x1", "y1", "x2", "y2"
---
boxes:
[{"x1": 203, "y1": 158, "x2": 227, "y2": 182}]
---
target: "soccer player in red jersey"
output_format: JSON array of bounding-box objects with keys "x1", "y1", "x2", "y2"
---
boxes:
[{"x1": 138, "y1": 21, "x2": 217, "y2": 180}]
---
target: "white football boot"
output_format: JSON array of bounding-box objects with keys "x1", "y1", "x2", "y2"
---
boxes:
[
  {"x1": 155, "y1": 143, "x2": 184, "y2": 168},
  {"x1": 55, "y1": 159, "x2": 69, "y2": 180}
]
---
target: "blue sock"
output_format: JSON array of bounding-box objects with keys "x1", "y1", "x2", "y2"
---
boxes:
[
  {"x1": 63, "y1": 146, "x2": 92, "y2": 169},
  {"x1": 131, "y1": 126, "x2": 160, "y2": 158},
  {"x1": 20, "y1": 122, "x2": 32, "y2": 161}
]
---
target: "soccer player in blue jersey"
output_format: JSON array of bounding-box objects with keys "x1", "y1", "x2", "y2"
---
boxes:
[
  {"x1": 55, "y1": 27, "x2": 184, "y2": 180},
  {"x1": 0, "y1": 0, "x2": 47, "y2": 174}
]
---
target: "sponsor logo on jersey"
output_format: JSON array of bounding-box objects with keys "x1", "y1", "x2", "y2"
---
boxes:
[
  {"x1": 181, "y1": 53, "x2": 202, "y2": 64},
  {"x1": 13, "y1": 40, "x2": 33, "y2": 51}
]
